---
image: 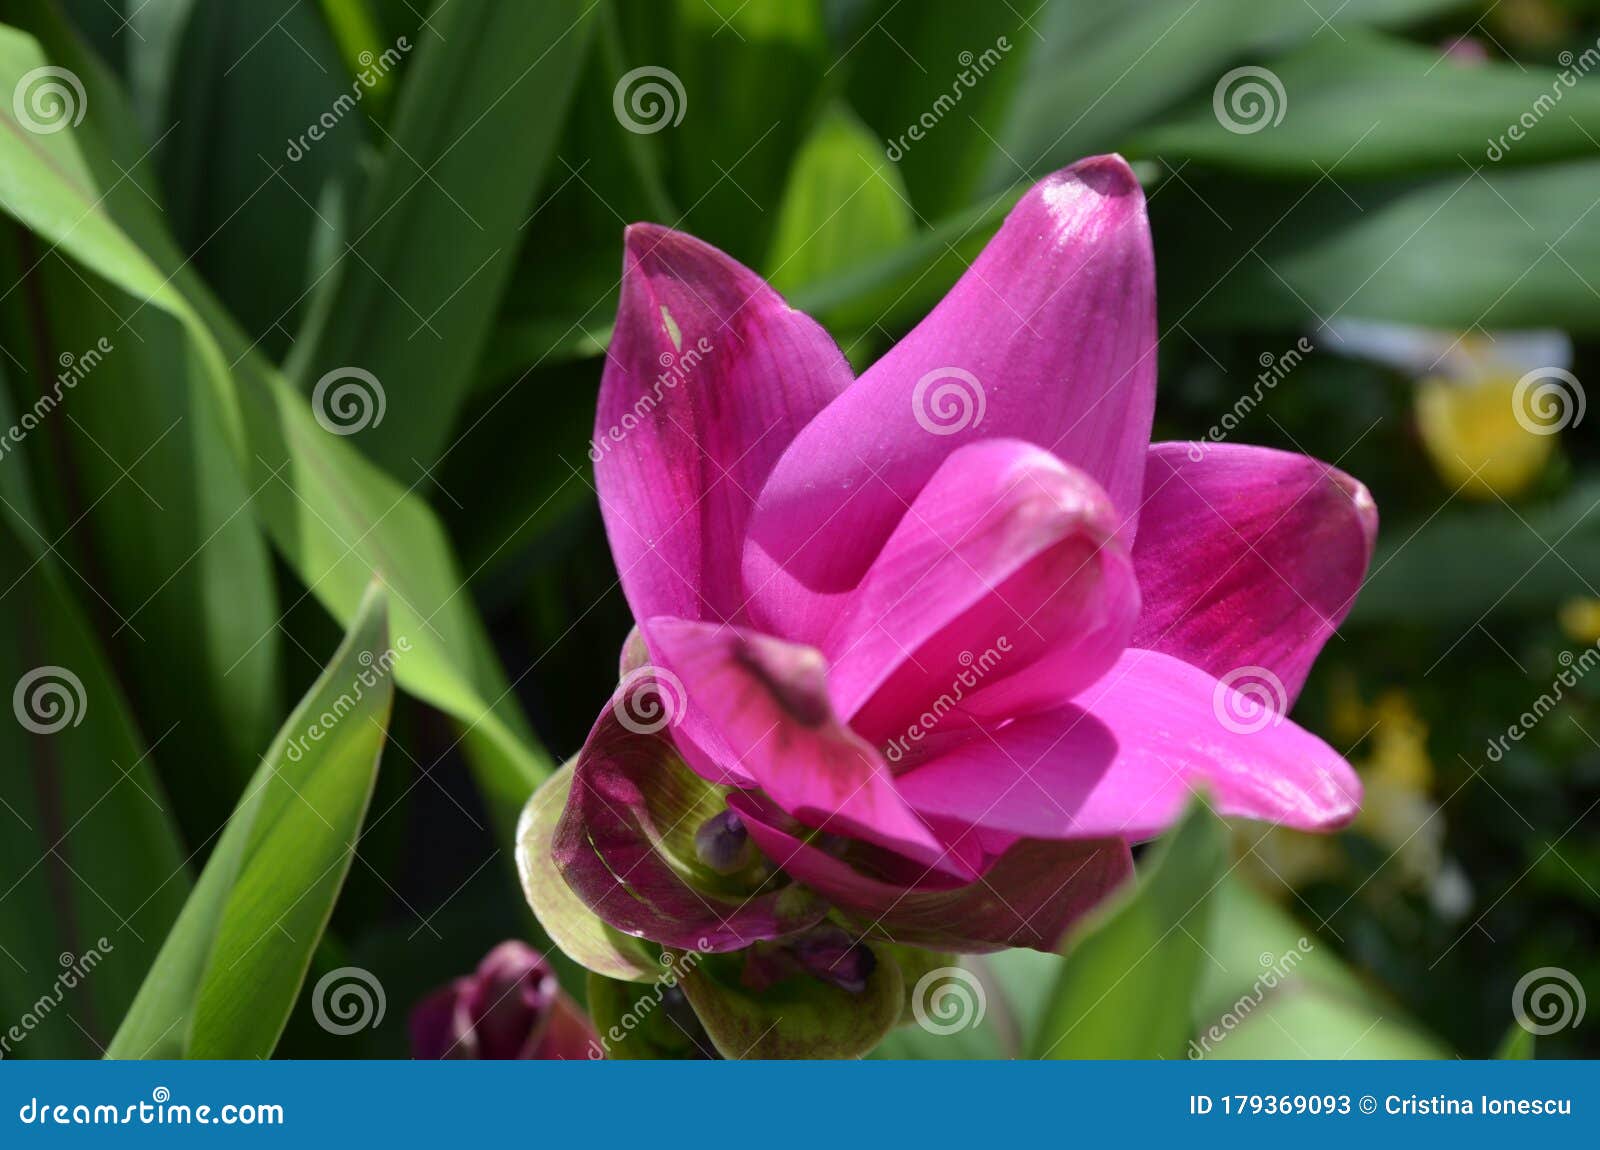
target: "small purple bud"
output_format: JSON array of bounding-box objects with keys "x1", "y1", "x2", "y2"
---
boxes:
[
  {"x1": 792, "y1": 926, "x2": 876, "y2": 994},
  {"x1": 694, "y1": 808, "x2": 754, "y2": 874},
  {"x1": 409, "y1": 941, "x2": 598, "y2": 1060}
]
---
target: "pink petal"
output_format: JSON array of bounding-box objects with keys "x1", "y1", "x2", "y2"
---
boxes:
[
  {"x1": 642, "y1": 617, "x2": 975, "y2": 878},
  {"x1": 745, "y1": 155, "x2": 1156, "y2": 600},
  {"x1": 897, "y1": 648, "x2": 1361, "y2": 841},
  {"x1": 746, "y1": 439, "x2": 1138, "y2": 746},
  {"x1": 1132, "y1": 443, "x2": 1377, "y2": 702},
  {"x1": 595, "y1": 224, "x2": 852, "y2": 624},
  {"x1": 553, "y1": 693, "x2": 827, "y2": 952},
  {"x1": 728, "y1": 794, "x2": 1132, "y2": 953}
]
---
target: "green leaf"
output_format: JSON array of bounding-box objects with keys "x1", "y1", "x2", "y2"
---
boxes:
[
  {"x1": 1133, "y1": 32, "x2": 1600, "y2": 177},
  {"x1": 1188, "y1": 878, "x2": 1449, "y2": 1059},
  {"x1": 0, "y1": 407, "x2": 189, "y2": 1059},
  {"x1": 1032, "y1": 802, "x2": 1227, "y2": 1059},
  {"x1": 108, "y1": 581, "x2": 394, "y2": 1059},
  {"x1": 1497, "y1": 1023, "x2": 1535, "y2": 1060},
  {"x1": 0, "y1": 17, "x2": 554, "y2": 835},
  {"x1": 678, "y1": 943, "x2": 905, "y2": 1059},
  {"x1": 765, "y1": 101, "x2": 914, "y2": 352},
  {"x1": 289, "y1": 0, "x2": 596, "y2": 475},
  {"x1": 992, "y1": 0, "x2": 1470, "y2": 190},
  {"x1": 1353, "y1": 481, "x2": 1600, "y2": 624},
  {"x1": 13, "y1": 248, "x2": 282, "y2": 820},
  {"x1": 839, "y1": 0, "x2": 1026, "y2": 219},
  {"x1": 155, "y1": 0, "x2": 361, "y2": 358},
  {"x1": 613, "y1": 0, "x2": 828, "y2": 263},
  {"x1": 1156, "y1": 160, "x2": 1600, "y2": 334}
]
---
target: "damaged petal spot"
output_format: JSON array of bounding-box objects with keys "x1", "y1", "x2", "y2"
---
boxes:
[{"x1": 733, "y1": 634, "x2": 833, "y2": 728}]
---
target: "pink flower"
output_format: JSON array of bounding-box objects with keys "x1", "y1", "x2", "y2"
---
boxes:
[
  {"x1": 410, "y1": 942, "x2": 597, "y2": 1059},
  {"x1": 528, "y1": 154, "x2": 1375, "y2": 961}
]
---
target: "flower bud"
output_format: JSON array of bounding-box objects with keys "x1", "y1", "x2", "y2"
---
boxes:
[
  {"x1": 694, "y1": 808, "x2": 755, "y2": 874},
  {"x1": 410, "y1": 941, "x2": 597, "y2": 1059}
]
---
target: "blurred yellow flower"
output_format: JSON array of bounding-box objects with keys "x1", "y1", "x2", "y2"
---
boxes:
[
  {"x1": 1559, "y1": 598, "x2": 1600, "y2": 646},
  {"x1": 1415, "y1": 375, "x2": 1556, "y2": 499},
  {"x1": 1328, "y1": 322, "x2": 1572, "y2": 500}
]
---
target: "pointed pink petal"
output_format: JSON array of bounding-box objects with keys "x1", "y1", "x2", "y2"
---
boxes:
[
  {"x1": 642, "y1": 617, "x2": 974, "y2": 877},
  {"x1": 596, "y1": 224, "x2": 852, "y2": 624},
  {"x1": 553, "y1": 693, "x2": 827, "y2": 952},
  {"x1": 897, "y1": 649, "x2": 1361, "y2": 841},
  {"x1": 1132, "y1": 443, "x2": 1377, "y2": 702},
  {"x1": 745, "y1": 155, "x2": 1156, "y2": 600},
  {"x1": 728, "y1": 794, "x2": 1132, "y2": 953},
  {"x1": 745, "y1": 440, "x2": 1138, "y2": 745}
]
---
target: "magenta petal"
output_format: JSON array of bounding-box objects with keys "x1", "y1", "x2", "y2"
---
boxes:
[
  {"x1": 642, "y1": 617, "x2": 973, "y2": 877},
  {"x1": 808, "y1": 440, "x2": 1139, "y2": 744},
  {"x1": 553, "y1": 697, "x2": 827, "y2": 952},
  {"x1": 1131, "y1": 443, "x2": 1378, "y2": 703},
  {"x1": 595, "y1": 224, "x2": 852, "y2": 624},
  {"x1": 746, "y1": 155, "x2": 1157, "y2": 597},
  {"x1": 898, "y1": 649, "x2": 1362, "y2": 841},
  {"x1": 729, "y1": 794, "x2": 1132, "y2": 953}
]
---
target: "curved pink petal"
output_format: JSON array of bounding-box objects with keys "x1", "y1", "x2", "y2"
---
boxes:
[
  {"x1": 728, "y1": 794, "x2": 1132, "y2": 953},
  {"x1": 753, "y1": 439, "x2": 1140, "y2": 746},
  {"x1": 642, "y1": 617, "x2": 976, "y2": 878},
  {"x1": 897, "y1": 648, "x2": 1361, "y2": 841},
  {"x1": 745, "y1": 154, "x2": 1157, "y2": 599},
  {"x1": 1132, "y1": 443, "x2": 1378, "y2": 702},
  {"x1": 595, "y1": 224, "x2": 852, "y2": 624},
  {"x1": 553, "y1": 694, "x2": 827, "y2": 952}
]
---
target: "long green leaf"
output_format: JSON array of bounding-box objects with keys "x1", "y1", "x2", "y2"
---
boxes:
[
  {"x1": 1156, "y1": 160, "x2": 1600, "y2": 333},
  {"x1": 0, "y1": 18, "x2": 553, "y2": 834},
  {"x1": 0, "y1": 381, "x2": 188, "y2": 1058},
  {"x1": 1032, "y1": 803, "x2": 1227, "y2": 1059},
  {"x1": 108, "y1": 581, "x2": 393, "y2": 1059},
  {"x1": 1133, "y1": 31, "x2": 1600, "y2": 176},
  {"x1": 289, "y1": 0, "x2": 596, "y2": 474}
]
